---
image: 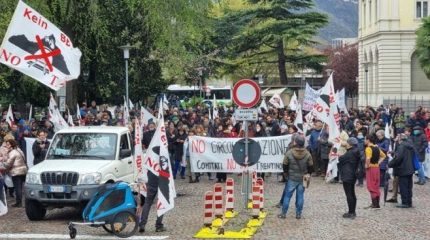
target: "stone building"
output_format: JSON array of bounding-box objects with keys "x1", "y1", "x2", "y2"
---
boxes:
[{"x1": 359, "y1": 0, "x2": 430, "y2": 107}]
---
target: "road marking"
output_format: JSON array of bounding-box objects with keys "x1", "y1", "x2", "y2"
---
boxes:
[{"x1": 0, "y1": 233, "x2": 169, "y2": 239}]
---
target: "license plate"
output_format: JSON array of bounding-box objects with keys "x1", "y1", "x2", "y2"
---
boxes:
[{"x1": 49, "y1": 186, "x2": 65, "y2": 193}]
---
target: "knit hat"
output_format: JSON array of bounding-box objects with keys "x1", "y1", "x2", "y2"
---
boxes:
[{"x1": 347, "y1": 137, "x2": 358, "y2": 146}]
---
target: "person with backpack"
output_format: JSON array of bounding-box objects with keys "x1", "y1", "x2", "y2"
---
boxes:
[
  {"x1": 388, "y1": 134, "x2": 415, "y2": 208},
  {"x1": 364, "y1": 135, "x2": 386, "y2": 209},
  {"x1": 338, "y1": 137, "x2": 362, "y2": 219}
]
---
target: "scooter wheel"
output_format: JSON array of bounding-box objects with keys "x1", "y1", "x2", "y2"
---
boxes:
[{"x1": 69, "y1": 227, "x2": 77, "y2": 239}]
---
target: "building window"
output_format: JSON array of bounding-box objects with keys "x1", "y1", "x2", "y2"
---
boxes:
[
  {"x1": 369, "y1": 0, "x2": 372, "y2": 25},
  {"x1": 363, "y1": 1, "x2": 366, "y2": 27},
  {"x1": 374, "y1": 0, "x2": 378, "y2": 23},
  {"x1": 416, "y1": 1, "x2": 429, "y2": 18}
]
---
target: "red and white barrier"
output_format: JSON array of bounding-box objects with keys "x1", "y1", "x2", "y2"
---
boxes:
[
  {"x1": 257, "y1": 178, "x2": 264, "y2": 210},
  {"x1": 213, "y1": 183, "x2": 224, "y2": 218},
  {"x1": 203, "y1": 191, "x2": 214, "y2": 227},
  {"x1": 251, "y1": 184, "x2": 261, "y2": 218},
  {"x1": 225, "y1": 178, "x2": 234, "y2": 212}
]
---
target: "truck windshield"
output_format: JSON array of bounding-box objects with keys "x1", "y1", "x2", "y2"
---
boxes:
[{"x1": 46, "y1": 133, "x2": 117, "y2": 160}]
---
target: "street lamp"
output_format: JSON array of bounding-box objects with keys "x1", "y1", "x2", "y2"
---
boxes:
[
  {"x1": 363, "y1": 62, "x2": 369, "y2": 107},
  {"x1": 119, "y1": 44, "x2": 133, "y2": 110},
  {"x1": 83, "y1": 70, "x2": 89, "y2": 102},
  {"x1": 197, "y1": 67, "x2": 204, "y2": 98}
]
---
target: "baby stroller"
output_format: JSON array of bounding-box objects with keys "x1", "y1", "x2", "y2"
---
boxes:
[{"x1": 68, "y1": 182, "x2": 139, "y2": 238}]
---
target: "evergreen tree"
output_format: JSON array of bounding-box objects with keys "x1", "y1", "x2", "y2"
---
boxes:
[
  {"x1": 416, "y1": 17, "x2": 430, "y2": 78},
  {"x1": 217, "y1": 0, "x2": 328, "y2": 85}
]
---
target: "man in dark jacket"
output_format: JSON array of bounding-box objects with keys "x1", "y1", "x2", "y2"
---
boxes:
[
  {"x1": 142, "y1": 122, "x2": 156, "y2": 149},
  {"x1": 278, "y1": 134, "x2": 313, "y2": 220},
  {"x1": 410, "y1": 126, "x2": 427, "y2": 185},
  {"x1": 338, "y1": 137, "x2": 361, "y2": 219},
  {"x1": 388, "y1": 134, "x2": 415, "y2": 208},
  {"x1": 32, "y1": 130, "x2": 50, "y2": 165}
]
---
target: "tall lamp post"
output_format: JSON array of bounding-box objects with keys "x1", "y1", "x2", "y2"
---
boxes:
[
  {"x1": 363, "y1": 62, "x2": 369, "y2": 107},
  {"x1": 119, "y1": 44, "x2": 133, "y2": 110},
  {"x1": 83, "y1": 70, "x2": 89, "y2": 102}
]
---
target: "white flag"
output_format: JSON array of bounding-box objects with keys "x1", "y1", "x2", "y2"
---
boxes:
[
  {"x1": 385, "y1": 123, "x2": 391, "y2": 140},
  {"x1": 0, "y1": 185, "x2": 7, "y2": 216},
  {"x1": 48, "y1": 93, "x2": 68, "y2": 131},
  {"x1": 336, "y1": 88, "x2": 349, "y2": 116},
  {"x1": 143, "y1": 100, "x2": 176, "y2": 216},
  {"x1": 288, "y1": 92, "x2": 298, "y2": 111},
  {"x1": 67, "y1": 108, "x2": 74, "y2": 126},
  {"x1": 134, "y1": 118, "x2": 147, "y2": 197},
  {"x1": 294, "y1": 104, "x2": 304, "y2": 133},
  {"x1": 76, "y1": 103, "x2": 81, "y2": 120},
  {"x1": 313, "y1": 73, "x2": 341, "y2": 148},
  {"x1": 269, "y1": 93, "x2": 284, "y2": 109},
  {"x1": 28, "y1": 104, "x2": 32, "y2": 121},
  {"x1": 0, "y1": 1, "x2": 81, "y2": 90},
  {"x1": 141, "y1": 107, "x2": 155, "y2": 126},
  {"x1": 129, "y1": 99, "x2": 134, "y2": 109},
  {"x1": 213, "y1": 94, "x2": 219, "y2": 119},
  {"x1": 6, "y1": 104, "x2": 14, "y2": 127},
  {"x1": 162, "y1": 94, "x2": 169, "y2": 111},
  {"x1": 258, "y1": 98, "x2": 268, "y2": 114}
]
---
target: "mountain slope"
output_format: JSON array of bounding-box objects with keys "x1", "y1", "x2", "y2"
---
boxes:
[{"x1": 313, "y1": 0, "x2": 358, "y2": 43}]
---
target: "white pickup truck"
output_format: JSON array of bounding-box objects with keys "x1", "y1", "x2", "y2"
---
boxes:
[{"x1": 24, "y1": 126, "x2": 135, "y2": 220}]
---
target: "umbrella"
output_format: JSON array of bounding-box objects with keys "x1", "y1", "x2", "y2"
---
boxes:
[{"x1": 383, "y1": 171, "x2": 390, "y2": 206}]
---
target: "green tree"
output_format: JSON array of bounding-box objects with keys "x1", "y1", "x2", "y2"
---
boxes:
[
  {"x1": 215, "y1": 0, "x2": 328, "y2": 85},
  {"x1": 416, "y1": 17, "x2": 430, "y2": 78}
]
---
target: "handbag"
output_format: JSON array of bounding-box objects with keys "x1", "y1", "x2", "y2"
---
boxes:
[
  {"x1": 4, "y1": 174, "x2": 13, "y2": 188},
  {"x1": 413, "y1": 152, "x2": 421, "y2": 171},
  {"x1": 294, "y1": 157, "x2": 310, "y2": 188}
]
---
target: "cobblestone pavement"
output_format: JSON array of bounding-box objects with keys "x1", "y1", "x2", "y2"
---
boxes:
[{"x1": 1, "y1": 174, "x2": 430, "y2": 239}]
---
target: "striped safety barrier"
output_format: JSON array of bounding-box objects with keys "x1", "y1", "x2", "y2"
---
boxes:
[
  {"x1": 257, "y1": 177, "x2": 264, "y2": 210},
  {"x1": 225, "y1": 178, "x2": 234, "y2": 212},
  {"x1": 251, "y1": 184, "x2": 261, "y2": 218},
  {"x1": 203, "y1": 191, "x2": 214, "y2": 227},
  {"x1": 213, "y1": 183, "x2": 224, "y2": 218}
]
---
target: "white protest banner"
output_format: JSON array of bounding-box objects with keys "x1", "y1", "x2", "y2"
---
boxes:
[
  {"x1": 189, "y1": 135, "x2": 292, "y2": 173},
  {"x1": 336, "y1": 88, "x2": 349, "y2": 116},
  {"x1": 302, "y1": 83, "x2": 321, "y2": 112},
  {"x1": 0, "y1": 1, "x2": 81, "y2": 90}
]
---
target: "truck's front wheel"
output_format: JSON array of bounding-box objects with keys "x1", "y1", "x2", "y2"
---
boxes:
[{"x1": 25, "y1": 199, "x2": 47, "y2": 221}]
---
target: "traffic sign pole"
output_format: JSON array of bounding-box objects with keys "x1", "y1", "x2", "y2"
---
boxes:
[
  {"x1": 232, "y1": 79, "x2": 261, "y2": 209},
  {"x1": 244, "y1": 120, "x2": 249, "y2": 208}
]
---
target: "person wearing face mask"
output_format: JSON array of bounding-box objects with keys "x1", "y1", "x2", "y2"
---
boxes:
[
  {"x1": 32, "y1": 130, "x2": 50, "y2": 166},
  {"x1": 142, "y1": 122, "x2": 156, "y2": 150},
  {"x1": 410, "y1": 126, "x2": 427, "y2": 185}
]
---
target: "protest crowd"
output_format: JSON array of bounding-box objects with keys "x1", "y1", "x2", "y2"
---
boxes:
[{"x1": 0, "y1": 91, "x2": 429, "y2": 221}]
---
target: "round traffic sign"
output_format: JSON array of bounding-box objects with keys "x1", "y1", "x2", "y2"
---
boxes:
[
  {"x1": 232, "y1": 138, "x2": 262, "y2": 167},
  {"x1": 232, "y1": 79, "x2": 261, "y2": 108}
]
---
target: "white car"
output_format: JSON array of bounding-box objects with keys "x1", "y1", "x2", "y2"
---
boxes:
[{"x1": 24, "y1": 126, "x2": 135, "y2": 221}]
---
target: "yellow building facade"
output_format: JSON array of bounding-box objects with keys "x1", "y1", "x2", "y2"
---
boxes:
[{"x1": 359, "y1": 0, "x2": 430, "y2": 107}]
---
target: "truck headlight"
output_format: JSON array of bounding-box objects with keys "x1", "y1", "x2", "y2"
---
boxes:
[
  {"x1": 80, "y1": 172, "x2": 102, "y2": 185},
  {"x1": 26, "y1": 172, "x2": 40, "y2": 184}
]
